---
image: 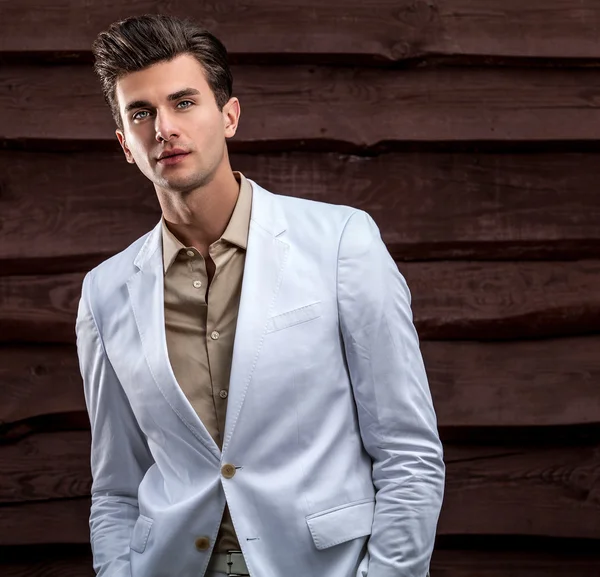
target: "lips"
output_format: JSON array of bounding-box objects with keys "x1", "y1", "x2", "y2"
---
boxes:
[
  {"x1": 157, "y1": 149, "x2": 189, "y2": 161},
  {"x1": 161, "y1": 152, "x2": 186, "y2": 159},
  {"x1": 157, "y1": 151, "x2": 190, "y2": 166}
]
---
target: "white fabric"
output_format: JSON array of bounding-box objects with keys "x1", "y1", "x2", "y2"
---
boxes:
[{"x1": 76, "y1": 179, "x2": 445, "y2": 577}]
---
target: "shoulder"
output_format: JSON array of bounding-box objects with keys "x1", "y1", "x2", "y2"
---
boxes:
[
  {"x1": 253, "y1": 179, "x2": 362, "y2": 241},
  {"x1": 278, "y1": 191, "x2": 355, "y2": 223},
  {"x1": 274, "y1": 190, "x2": 380, "y2": 254}
]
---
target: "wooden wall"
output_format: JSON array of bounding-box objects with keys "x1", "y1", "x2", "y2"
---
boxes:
[{"x1": 2, "y1": 1, "x2": 600, "y2": 575}]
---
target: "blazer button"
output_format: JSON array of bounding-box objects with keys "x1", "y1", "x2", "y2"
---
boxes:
[
  {"x1": 195, "y1": 536, "x2": 211, "y2": 551},
  {"x1": 221, "y1": 464, "x2": 236, "y2": 478}
]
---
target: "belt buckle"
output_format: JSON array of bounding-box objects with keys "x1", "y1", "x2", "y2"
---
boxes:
[{"x1": 226, "y1": 550, "x2": 245, "y2": 576}]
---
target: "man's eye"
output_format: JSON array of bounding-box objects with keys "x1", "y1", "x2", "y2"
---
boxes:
[{"x1": 132, "y1": 101, "x2": 192, "y2": 121}]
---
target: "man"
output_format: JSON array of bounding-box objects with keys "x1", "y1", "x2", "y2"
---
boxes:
[{"x1": 76, "y1": 13, "x2": 445, "y2": 577}]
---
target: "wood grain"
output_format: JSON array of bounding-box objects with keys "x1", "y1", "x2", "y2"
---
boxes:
[
  {"x1": 3, "y1": 151, "x2": 600, "y2": 270},
  {"x1": 0, "y1": 345, "x2": 82, "y2": 425},
  {"x1": 0, "y1": 276, "x2": 82, "y2": 343},
  {"x1": 2, "y1": 336, "x2": 600, "y2": 430},
  {"x1": 2, "y1": 439, "x2": 600, "y2": 542},
  {"x1": 0, "y1": 431, "x2": 91, "y2": 503},
  {"x1": 0, "y1": 551, "x2": 95, "y2": 577},
  {"x1": 0, "y1": 498, "x2": 90, "y2": 545},
  {"x1": 402, "y1": 261, "x2": 600, "y2": 340},
  {"x1": 430, "y1": 549, "x2": 600, "y2": 577},
  {"x1": 1, "y1": 0, "x2": 600, "y2": 61},
  {"x1": 3, "y1": 65, "x2": 600, "y2": 145},
  {"x1": 438, "y1": 444, "x2": 600, "y2": 539},
  {"x1": 421, "y1": 337, "x2": 600, "y2": 428}
]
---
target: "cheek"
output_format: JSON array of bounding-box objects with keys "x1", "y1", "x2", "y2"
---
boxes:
[
  {"x1": 196, "y1": 112, "x2": 225, "y2": 142},
  {"x1": 128, "y1": 143, "x2": 155, "y2": 176},
  {"x1": 129, "y1": 137, "x2": 153, "y2": 163}
]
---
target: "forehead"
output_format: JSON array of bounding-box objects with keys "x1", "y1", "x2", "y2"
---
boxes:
[{"x1": 115, "y1": 53, "x2": 209, "y2": 108}]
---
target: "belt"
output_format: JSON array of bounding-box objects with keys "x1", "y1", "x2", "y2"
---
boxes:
[{"x1": 207, "y1": 550, "x2": 249, "y2": 575}]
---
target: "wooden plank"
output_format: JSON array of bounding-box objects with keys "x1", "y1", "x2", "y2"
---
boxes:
[
  {"x1": 0, "y1": 275, "x2": 83, "y2": 343},
  {"x1": 0, "y1": 499, "x2": 90, "y2": 545},
  {"x1": 0, "y1": 551, "x2": 95, "y2": 577},
  {"x1": 438, "y1": 444, "x2": 600, "y2": 539},
  {"x1": 0, "y1": 431, "x2": 91, "y2": 503},
  {"x1": 402, "y1": 261, "x2": 600, "y2": 340},
  {"x1": 2, "y1": 441, "x2": 600, "y2": 542},
  {"x1": 1, "y1": 0, "x2": 600, "y2": 61},
  {"x1": 430, "y1": 549, "x2": 600, "y2": 576},
  {"x1": 2, "y1": 548, "x2": 600, "y2": 577},
  {"x1": 0, "y1": 345, "x2": 83, "y2": 425},
  {"x1": 3, "y1": 151, "x2": 600, "y2": 270},
  {"x1": 3, "y1": 65, "x2": 600, "y2": 146},
  {"x1": 3, "y1": 260, "x2": 600, "y2": 346},
  {"x1": 0, "y1": 412, "x2": 90, "y2": 444},
  {"x1": 0, "y1": 150, "x2": 159, "y2": 273},
  {"x1": 2, "y1": 336, "x2": 600, "y2": 430},
  {"x1": 421, "y1": 337, "x2": 600, "y2": 427}
]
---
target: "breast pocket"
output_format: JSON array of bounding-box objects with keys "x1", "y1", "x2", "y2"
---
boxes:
[{"x1": 266, "y1": 301, "x2": 322, "y2": 333}]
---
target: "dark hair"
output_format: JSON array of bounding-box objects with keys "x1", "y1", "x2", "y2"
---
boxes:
[{"x1": 91, "y1": 13, "x2": 233, "y2": 130}]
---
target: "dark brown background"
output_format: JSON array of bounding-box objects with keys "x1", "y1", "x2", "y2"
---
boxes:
[{"x1": 2, "y1": 1, "x2": 600, "y2": 575}]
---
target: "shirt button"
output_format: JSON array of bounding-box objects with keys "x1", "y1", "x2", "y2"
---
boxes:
[
  {"x1": 193, "y1": 280, "x2": 202, "y2": 288},
  {"x1": 221, "y1": 464, "x2": 236, "y2": 479},
  {"x1": 219, "y1": 390, "x2": 228, "y2": 399},
  {"x1": 211, "y1": 330, "x2": 220, "y2": 340},
  {"x1": 186, "y1": 250, "x2": 195, "y2": 257},
  {"x1": 195, "y1": 536, "x2": 211, "y2": 551}
]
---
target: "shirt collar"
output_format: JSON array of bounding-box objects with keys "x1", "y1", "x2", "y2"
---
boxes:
[{"x1": 161, "y1": 171, "x2": 252, "y2": 275}]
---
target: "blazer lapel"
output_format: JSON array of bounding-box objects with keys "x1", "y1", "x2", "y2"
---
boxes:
[
  {"x1": 223, "y1": 182, "x2": 289, "y2": 449},
  {"x1": 126, "y1": 222, "x2": 221, "y2": 461}
]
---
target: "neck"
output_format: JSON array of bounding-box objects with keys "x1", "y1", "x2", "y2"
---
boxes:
[{"x1": 158, "y1": 165, "x2": 240, "y2": 256}]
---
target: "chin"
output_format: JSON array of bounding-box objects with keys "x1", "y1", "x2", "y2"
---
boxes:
[{"x1": 160, "y1": 173, "x2": 207, "y2": 194}]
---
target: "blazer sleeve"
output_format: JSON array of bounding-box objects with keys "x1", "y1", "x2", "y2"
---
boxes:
[
  {"x1": 337, "y1": 210, "x2": 445, "y2": 577},
  {"x1": 76, "y1": 271, "x2": 155, "y2": 577}
]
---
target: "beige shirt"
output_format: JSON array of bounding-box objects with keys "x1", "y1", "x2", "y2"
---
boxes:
[{"x1": 161, "y1": 171, "x2": 252, "y2": 553}]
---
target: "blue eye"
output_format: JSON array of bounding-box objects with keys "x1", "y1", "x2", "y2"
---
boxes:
[{"x1": 132, "y1": 101, "x2": 193, "y2": 121}]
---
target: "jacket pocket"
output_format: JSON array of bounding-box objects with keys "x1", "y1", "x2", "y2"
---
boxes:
[
  {"x1": 266, "y1": 301, "x2": 322, "y2": 333},
  {"x1": 306, "y1": 498, "x2": 375, "y2": 550},
  {"x1": 130, "y1": 514, "x2": 153, "y2": 554}
]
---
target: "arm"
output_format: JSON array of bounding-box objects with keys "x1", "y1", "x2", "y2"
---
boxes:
[
  {"x1": 76, "y1": 271, "x2": 155, "y2": 576},
  {"x1": 337, "y1": 211, "x2": 445, "y2": 577}
]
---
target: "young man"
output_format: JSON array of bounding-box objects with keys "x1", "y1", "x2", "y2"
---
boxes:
[{"x1": 77, "y1": 13, "x2": 445, "y2": 577}]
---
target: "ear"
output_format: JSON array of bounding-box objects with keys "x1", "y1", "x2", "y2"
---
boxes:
[
  {"x1": 116, "y1": 129, "x2": 136, "y2": 164},
  {"x1": 223, "y1": 97, "x2": 240, "y2": 139}
]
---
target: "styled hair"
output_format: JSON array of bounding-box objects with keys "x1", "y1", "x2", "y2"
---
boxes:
[{"x1": 91, "y1": 13, "x2": 233, "y2": 130}]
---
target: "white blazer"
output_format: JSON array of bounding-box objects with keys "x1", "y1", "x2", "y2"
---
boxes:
[{"x1": 76, "y1": 178, "x2": 445, "y2": 577}]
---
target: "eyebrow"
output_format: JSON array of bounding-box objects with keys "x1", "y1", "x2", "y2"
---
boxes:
[{"x1": 124, "y1": 88, "x2": 201, "y2": 114}]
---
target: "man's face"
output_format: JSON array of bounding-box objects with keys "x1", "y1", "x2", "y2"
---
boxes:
[{"x1": 115, "y1": 53, "x2": 239, "y2": 194}]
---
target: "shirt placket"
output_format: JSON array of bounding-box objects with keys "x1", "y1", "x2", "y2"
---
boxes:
[{"x1": 206, "y1": 241, "x2": 232, "y2": 447}]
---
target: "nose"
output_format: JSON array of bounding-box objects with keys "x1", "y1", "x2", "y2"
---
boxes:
[{"x1": 154, "y1": 108, "x2": 181, "y2": 142}]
